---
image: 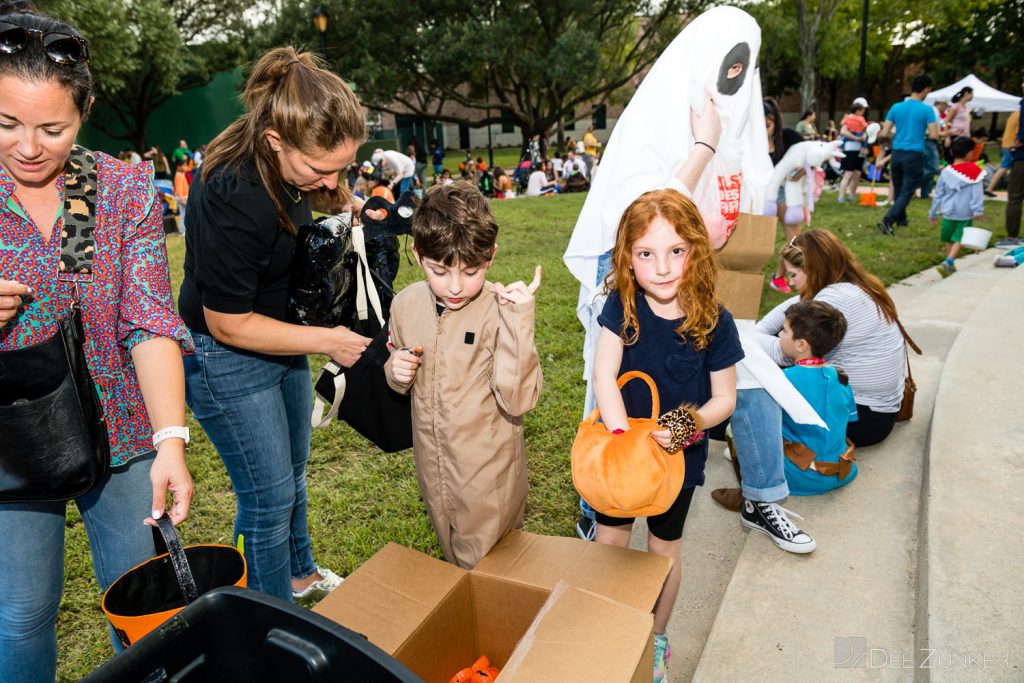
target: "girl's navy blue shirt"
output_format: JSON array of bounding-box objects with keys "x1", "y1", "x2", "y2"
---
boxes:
[{"x1": 598, "y1": 291, "x2": 744, "y2": 487}]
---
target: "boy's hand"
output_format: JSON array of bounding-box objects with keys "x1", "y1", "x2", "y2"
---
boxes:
[
  {"x1": 494, "y1": 265, "x2": 542, "y2": 305},
  {"x1": 974, "y1": 214, "x2": 984, "y2": 221},
  {"x1": 391, "y1": 346, "x2": 423, "y2": 383},
  {"x1": 929, "y1": 217, "x2": 937, "y2": 225}
]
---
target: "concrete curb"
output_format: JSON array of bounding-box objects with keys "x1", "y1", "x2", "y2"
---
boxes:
[{"x1": 923, "y1": 263, "x2": 1024, "y2": 682}]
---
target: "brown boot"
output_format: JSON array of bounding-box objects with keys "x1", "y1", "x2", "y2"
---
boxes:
[
  {"x1": 711, "y1": 487, "x2": 744, "y2": 512},
  {"x1": 712, "y1": 435, "x2": 744, "y2": 512}
]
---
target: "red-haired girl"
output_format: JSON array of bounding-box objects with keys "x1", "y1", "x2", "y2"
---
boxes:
[{"x1": 591, "y1": 188, "x2": 743, "y2": 682}]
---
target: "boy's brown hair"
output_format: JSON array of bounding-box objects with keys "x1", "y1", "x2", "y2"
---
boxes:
[
  {"x1": 784, "y1": 300, "x2": 847, "y2": 357},
  {"x1": 412, "y1": 181, "x2": 498, "y2": 267}
]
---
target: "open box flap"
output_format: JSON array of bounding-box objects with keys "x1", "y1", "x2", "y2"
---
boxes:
[
  {"x1": 499, "y1": 581, "x2": 653, "y2": 682},
  {"x1": 473, "y1": 531, "x2": 671, "y2": 612},
  {"x1": 314, "y1": 542, "x2": 465, "y2": 654}
]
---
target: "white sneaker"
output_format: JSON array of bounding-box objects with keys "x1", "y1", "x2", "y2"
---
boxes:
[{"x1": 292, "y1": 566, "x2": 344, "y2": 600}]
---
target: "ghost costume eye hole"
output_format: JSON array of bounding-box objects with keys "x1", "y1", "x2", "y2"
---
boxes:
[{"x1": 717, "y1": 42, "x2": 751, "y2": 96}]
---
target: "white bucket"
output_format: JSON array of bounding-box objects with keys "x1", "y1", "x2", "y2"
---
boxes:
[{"x1": 960, "y1": 227, "x2": 992, "y2": 251}]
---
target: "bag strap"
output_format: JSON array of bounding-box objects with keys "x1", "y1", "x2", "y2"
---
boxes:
[
  {"x1": 350, "y1": 223, "x2": 384, "y2": 327},
  {"x1": 582, "y1": 370, "x2": 661, "y2": 425},
  {"x1": 894, "y1": 318, "x2": 922, "y2": 355},
  {"x1": 59, "y1": 145, "x2": 99, "y2": 279},
  {"x1": 152, "y1": 516, "x2": 199, "y2": 605},
  {"x1": 311, "y1": 360, "x2": 346, "y2": 429}
]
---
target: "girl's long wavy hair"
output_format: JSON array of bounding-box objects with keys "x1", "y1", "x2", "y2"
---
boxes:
[
  {"x1": 789, "y1": 229, "x2": 897, "y2": 323},
  {"x1": 200, "y1": 47, "x2": 366, "y2": 234},
  {"x1": 605, "y1": 189, "x2": 719, "y2": 350}
]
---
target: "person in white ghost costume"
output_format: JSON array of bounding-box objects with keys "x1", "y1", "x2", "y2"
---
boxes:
[{"x1": 564, "y1": 6, "x2": 822, "y2": 566}]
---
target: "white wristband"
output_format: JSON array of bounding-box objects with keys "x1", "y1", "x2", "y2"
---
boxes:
[{"x1": 153, "y1": 426, "x2": 190, "y2": 449}]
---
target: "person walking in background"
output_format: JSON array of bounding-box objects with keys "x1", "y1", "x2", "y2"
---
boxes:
[
  {"x1": 986, "y1": 99, "x2": 1020, "y2": 197},
  {"x1": 431, "y1": 141, "x2": 444, "y2": 181},
  {"x1": 921, "y1": 97, "x2": 947, "y2": 199},
  {"x1": 582, "y1": 124, "x2": 601, "y2": 176},
  {"x1": 878, "y1": 74, "x2": 939, "y2": 236},
  {"x1": 837, "y1": 98, "x2": 869, "y2": 203},
  {"x1": 997, "y1": 79, "x2": 1024, "y2": 248},
  {"x1": 929, "y1": 136, "x2": 985, "y2": 277},
  {"x1": 943, "y1": 86, "x2": 974, "y2": 162},
  {"x1": 410, "y1": 137, "x2": 427, "y2": 188},
  {"x1": 179, "y1": 46, "x2": 371, "y2": 603}
]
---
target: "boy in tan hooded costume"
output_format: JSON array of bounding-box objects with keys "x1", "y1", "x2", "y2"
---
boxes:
[{"x1": 385, "y1": 182, "x2": 543, "y2": 568}]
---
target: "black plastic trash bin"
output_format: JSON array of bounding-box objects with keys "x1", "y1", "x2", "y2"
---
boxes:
[{"x1": 84, "y1": 587, "x2": 423, "y2": 683}]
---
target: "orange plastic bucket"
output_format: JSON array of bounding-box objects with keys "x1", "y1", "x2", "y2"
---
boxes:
[{"x1": 102, "y1": 517, "x2": 247, "y2": 647}]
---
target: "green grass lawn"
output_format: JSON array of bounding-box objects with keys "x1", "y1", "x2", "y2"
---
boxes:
[{"x1": 56, "y1": 188, "x2": 1007, "y2": 680}]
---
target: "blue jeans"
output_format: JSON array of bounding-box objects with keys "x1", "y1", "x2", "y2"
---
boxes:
[
  {"x1": 883, "y1": 150, "x2": 925, "y2": 225},
  {"x1": 397, "y1": 176, "x2": 414, "y2": 196},
  {"x1": 920, "y1": 140, "x2": 940, "y2": 198},
  {"x1": 184, "y1": 332, "x2": 316, "y2": 601},
  {"x1": 579, "y1": 251, "x2": 614, "y2": 523},
  {"x1": 732, "y1": 388, "x2": 789, "y2": 503},
  {"x1": 0, "y1": 453, "x2": 156, "y2": 683}
]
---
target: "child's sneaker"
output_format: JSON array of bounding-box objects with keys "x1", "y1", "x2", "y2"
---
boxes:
[
  {"x1": 935, "y1": 261, "x2": 955, "y2": 278},
  {"x1": 741, "y1": 500, "x2": 816, "y2": 554},
  {"x1": 769, "y1": 276, "x2": 792, "y2": 293},
  {"x1": 653, "y1": 632, "x2": 671, "y2": 683},
  {"x1": 575, "y1": 514, "x2": 596, "y2": 542}
]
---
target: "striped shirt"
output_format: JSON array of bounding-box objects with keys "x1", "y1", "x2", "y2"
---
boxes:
[{"x1": 756, "y1": 282, "x2": 905, "y2": 412}]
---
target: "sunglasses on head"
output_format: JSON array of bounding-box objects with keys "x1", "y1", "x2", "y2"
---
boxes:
[
  {"x1": 786, "y1": 235, "x2": 802, "y2": 250},
  {"x1": 0, "y1": 21, "x2": 90, "y2": 65}
]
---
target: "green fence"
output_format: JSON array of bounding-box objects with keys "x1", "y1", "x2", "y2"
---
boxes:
[{"x1": 77, "y1": 70, "x2": 246, "y2": 157}]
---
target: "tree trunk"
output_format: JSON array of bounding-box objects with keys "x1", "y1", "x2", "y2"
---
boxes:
[{"x1": 796, "y1": 0, "x2": 818, "y2": 113}]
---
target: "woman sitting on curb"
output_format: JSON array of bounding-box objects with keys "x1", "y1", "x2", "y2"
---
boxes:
[{"x1": 758, "y1": 229, "x2": 906, "y2": 447}]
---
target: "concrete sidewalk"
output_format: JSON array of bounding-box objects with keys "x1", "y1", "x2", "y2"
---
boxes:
[{"x1": 642, "y1": 249, "x2": 1023, "y2": 681}]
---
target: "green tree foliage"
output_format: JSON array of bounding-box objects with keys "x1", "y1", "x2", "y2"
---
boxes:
[
  {"x1": 910, "y1": 0, "x2": 1023, "y2": 92},
  {"x1": 260, "y1": 0, "x2": 709, "y2": 152},
  {"x1": 39, "y1": 0, "x2": 250, "y2": 151},
  {"x1": 743, "y1": 0, "x2": 1003, "y2": 120}
]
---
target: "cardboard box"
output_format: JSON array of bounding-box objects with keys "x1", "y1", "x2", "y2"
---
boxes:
[
  {"x1": 716, "y1": 212, "x2": 776, "y2": 272},
  {"x1": 716, "y1": 212, "x2": 776, "y2": 319},
  {"x1": 716, "y1": 270, "x2": 766, "y2": 321},
  {"x1": 315, "y1": 531, "x2": 671, "y2": 683}
]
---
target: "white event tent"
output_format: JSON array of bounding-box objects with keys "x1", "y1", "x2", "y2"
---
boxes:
[{"x1": 926, "y1": 74, "x2": 1020, "y2": 112}]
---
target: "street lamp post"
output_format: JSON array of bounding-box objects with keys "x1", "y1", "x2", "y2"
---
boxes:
[
  {"x1": 313, "y1": 6, "x2": 329, "y2": 59},
  {"x1": 484, "y1": 67, "x2": 494, "y2": 169},
  {"x1": 857, "y1": 0, "x2": 868, "y2": 97}
]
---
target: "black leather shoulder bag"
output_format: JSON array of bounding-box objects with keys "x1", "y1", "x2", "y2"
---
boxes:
[{"x1": 0, "y1": 146, "x2": 111, "y2": 502}]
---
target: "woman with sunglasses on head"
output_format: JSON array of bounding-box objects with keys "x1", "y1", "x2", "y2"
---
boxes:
[
  {"x1": 760, "y1": 230, "x2": 906, "y2": 447},
  {"x1": 0, "y1": 3, "x2": 194, "y2": 680},
  {"x1": 178, "y1": 47, "x2": 371, "y2": 603}
]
